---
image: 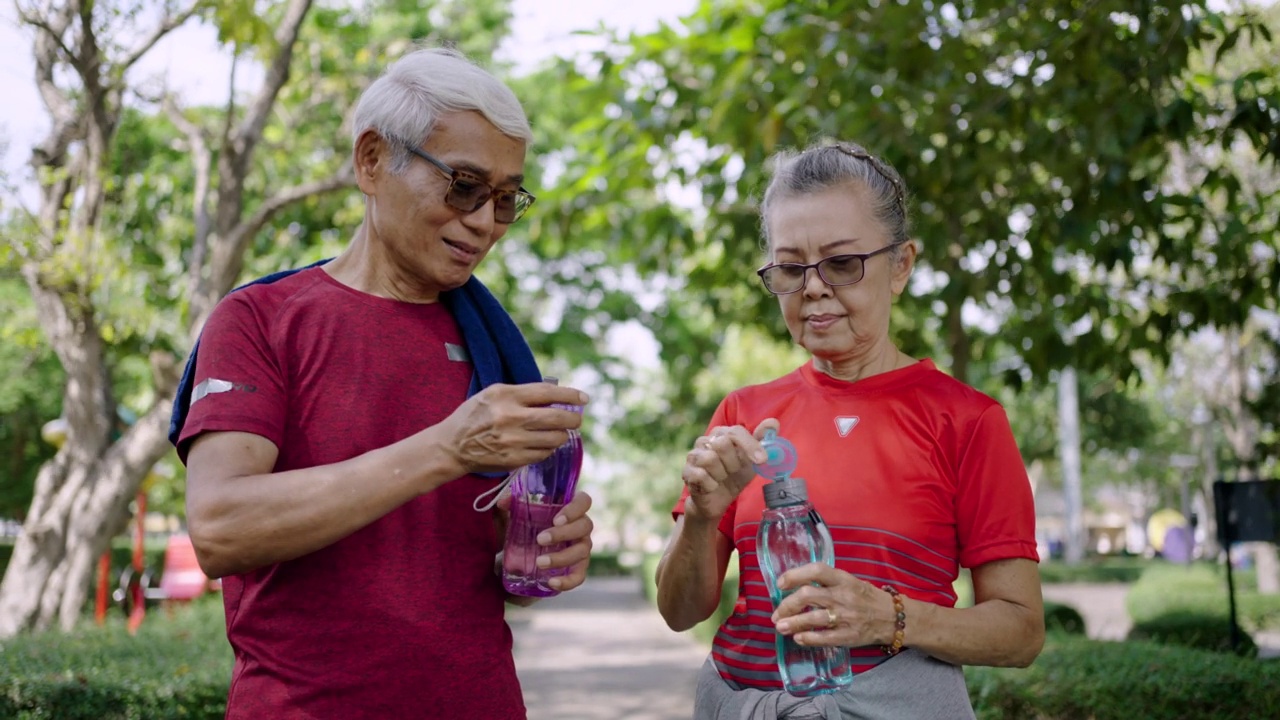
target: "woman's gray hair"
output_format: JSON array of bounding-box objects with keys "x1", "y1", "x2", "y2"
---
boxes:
[
  {"x1": 760, "y1": 141, "x2": 912, "y2": 254},
  {"x1": 351, "y1": 47, "x2": 533, "y2": 173}
]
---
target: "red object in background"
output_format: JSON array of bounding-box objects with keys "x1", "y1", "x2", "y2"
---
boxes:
[
  {"x1": 126, "y1": 491, "x2": 147, "y2": 635},
  {"x1": 94, "y1": 551, "x2": 110, "y2": 626},
  {"x1": 159, "y1": 534, "x2": 213, "y2": 601}
]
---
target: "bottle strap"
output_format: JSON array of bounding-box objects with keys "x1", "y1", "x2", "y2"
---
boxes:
[{"x1": 472, "y1": 473, "x2": 514, "y2": 512}]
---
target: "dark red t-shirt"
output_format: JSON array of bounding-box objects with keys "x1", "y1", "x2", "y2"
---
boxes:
[{"x1": 180, "y1": 267, "x2": 524, "y2": 719}]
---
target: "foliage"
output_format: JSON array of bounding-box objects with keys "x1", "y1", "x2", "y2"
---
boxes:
[
  {"x1": 1127, "y1": 610, "x2": 1258, "y2": 657},
  {"x1": 1126, "y1": 562, "x2": 1280, "y2": 631},
  {"x1": 0, "y1": 597, "x2": 230, "y2": 719},
  {"x1": 1043, "y1": 601, "x2": 1087, "y2": 636},
  {"x1": 966, "y1": 635, "x2": 1280, "y2": 720},
  {"x1": 515, "y1": 0, "x2": 1280, "y2": 450},
  {"x1": 1037, "y1": 556, "x2": 1156, "y2": 584},
  {"x1": 0, "y1": 282, "x2": 62, "y2": 520}
]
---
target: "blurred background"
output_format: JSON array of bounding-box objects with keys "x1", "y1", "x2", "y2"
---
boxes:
[{"x1": 0, "y1": 0, "x2": 1278, "y2": 717}]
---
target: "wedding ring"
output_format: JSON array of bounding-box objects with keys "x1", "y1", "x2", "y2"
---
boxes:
[{"x1": 826, "y1": 608, "x2": 839, "y2": 627}]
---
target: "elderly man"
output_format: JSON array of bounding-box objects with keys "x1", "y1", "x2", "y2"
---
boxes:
[{"x1": 171, "y1": 48, "x2": 593, "y2": 719}]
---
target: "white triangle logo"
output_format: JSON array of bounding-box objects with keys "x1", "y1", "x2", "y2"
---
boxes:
[{"x1": 835, "y1": 416, "x2": 860, "y2": 437}]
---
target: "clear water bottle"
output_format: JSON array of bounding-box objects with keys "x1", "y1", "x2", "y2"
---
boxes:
[{"x1": 754, "y1": 428, "x2": 853, "y2": 696}]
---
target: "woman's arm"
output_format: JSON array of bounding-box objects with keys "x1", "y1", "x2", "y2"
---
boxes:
[
  {"x1": 899, "y1": 558, "x2": 1044, "y2": 667},
  {"x1": 655, "y1": 514, "x2": 736, "y2": 632},
  {"x1": 773, "y1": 557, "x2": 1045, "y2": 668}
]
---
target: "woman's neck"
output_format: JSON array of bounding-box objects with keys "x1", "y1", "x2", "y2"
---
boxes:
[{"x1": 812, "y1": 341, "x2": 912, "y2": 383}]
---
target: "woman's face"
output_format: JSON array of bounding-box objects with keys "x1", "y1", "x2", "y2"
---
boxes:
[{"x1": 764, "y1": 183, "x2": 915, "y2": 365}]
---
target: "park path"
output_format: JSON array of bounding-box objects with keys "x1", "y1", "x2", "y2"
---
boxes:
[{"x1": 511, "y1": 576, "x2": 707, "y2": 720}]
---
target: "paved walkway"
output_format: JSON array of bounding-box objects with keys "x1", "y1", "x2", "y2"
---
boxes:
[{"x1": 511, "y1": 577, "x2": 707, "y2": 720}]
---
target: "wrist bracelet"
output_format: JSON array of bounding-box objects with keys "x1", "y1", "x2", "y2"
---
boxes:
[{"x1": 881, "y1": 584, "x2": 906, "y2": 656}]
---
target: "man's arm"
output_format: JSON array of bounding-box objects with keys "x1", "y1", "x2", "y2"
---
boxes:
[
  {"x1": 186, "y1": 382, "x2": 588, "y2": 578},
  {"x1": 186, "y1": 426, "x2": 464, "y2": 578}
]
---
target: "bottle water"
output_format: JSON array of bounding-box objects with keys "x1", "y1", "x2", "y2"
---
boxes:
[
  {"x1": 754, "y1": 428, "x2": 853, "y2": 696},
  {"x1": 501, "y1": 377, "x2": 584, "y2": 597}
]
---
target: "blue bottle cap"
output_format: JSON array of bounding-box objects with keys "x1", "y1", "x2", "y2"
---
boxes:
[{"x1": 753, "y1": 428, "x2": 799, "y2": 481}]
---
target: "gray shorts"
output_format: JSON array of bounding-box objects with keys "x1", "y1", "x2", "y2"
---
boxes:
[{"x1": 692, "y1": 650, "x2": 976, "y2": 720}]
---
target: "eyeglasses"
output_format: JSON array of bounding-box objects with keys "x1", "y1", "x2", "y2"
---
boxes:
[
  {"x1": 406, "y1": 146, "x2": 536, "y2": 224},
  {"x1": 829, "y1": 144, "x2": 907, "y2": 219},
  {"x1": 757, "y1": 244, "x2": 899, "y2": 295}
]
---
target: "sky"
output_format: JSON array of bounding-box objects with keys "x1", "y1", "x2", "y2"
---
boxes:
[{"x1": 0, "y1": 0, "x2": 697, "y2": 197}]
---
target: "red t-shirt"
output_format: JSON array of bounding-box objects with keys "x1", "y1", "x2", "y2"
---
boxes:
[
  {"x1": 675, "y1": 359, "x2": 1038, "y2": 689},
  {"x1": 180, "y1": 267, "x2": 524, "y2": 719}
]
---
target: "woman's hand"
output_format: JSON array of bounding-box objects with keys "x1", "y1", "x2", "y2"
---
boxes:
[
  {"x1": 770, "y1": 563, "x2": 896, "y2": 648},
  {"x1": 681, "y1": 419, "x2": 779, "y2": 522}
]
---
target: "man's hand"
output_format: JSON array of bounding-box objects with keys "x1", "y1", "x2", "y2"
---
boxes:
[
  {"x1": 535, "y1": 489, "x2": 594, "y2": 592},
  {"x1": 437, "y1": 382, "x2": 588, "y2": 475}
]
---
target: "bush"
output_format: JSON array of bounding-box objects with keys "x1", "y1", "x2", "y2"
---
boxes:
[
  {"x1": 1037, "y1": 556, "x2": 1154, "y2": 584},
  {"x1": 1126, "y1": 562, "x2": 1280, "y2": 632},
  {"x1": 1043, "y1": 601, "x2": 1086, "y2": 636},
  {"x1": 0, "y1": 596, "x2": 231, "y2": 719},
  {"x1": 1127, "y1": 611, "x2": 1258, "y2": 657},
  {"x1": 967, "y1": 635, "x2": 1280, "y2": 720}
]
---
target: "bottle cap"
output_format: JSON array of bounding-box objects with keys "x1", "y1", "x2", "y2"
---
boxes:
[
  {"x1": 755, "y1": 429, "x2": 808, "y2": 507},
  {"x1": 753, "y1": 428, "x2": 798, "y2": 480}
]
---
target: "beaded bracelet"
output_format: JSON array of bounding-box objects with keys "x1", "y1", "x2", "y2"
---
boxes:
[{"x1": 881, "y1": 585, "x2": 906, "y2": 656}]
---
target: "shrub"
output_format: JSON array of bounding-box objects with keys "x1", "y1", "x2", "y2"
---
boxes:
[
  {"x1": 967, "y1": 635, "x2": 1280, "y2": 720},
  {"x1": 1037, "y1": 556, "x2": 1153, "y2": 584},
  {"x1": 1126, "y1": 562, "x2": 1280, "y2": 632},
  {"x1": 1043, "y1": 601, "x2": 1086, "y2": 636},
  {"x1": 1127, "y1": 611, "x2": 1258, "y2": 657},
  {"x1": 0, "y1": 596, "x2": 231, "y2": 719}
]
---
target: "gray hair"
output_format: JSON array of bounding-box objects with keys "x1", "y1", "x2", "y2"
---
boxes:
[
  {"x1": 760, "y1": 141, "x2": 912, "y2": 255},
  {"x1": 351, "y1": 47, "x2": 533, "y2": 173}
]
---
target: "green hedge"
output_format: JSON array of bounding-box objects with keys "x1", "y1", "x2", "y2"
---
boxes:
[
  {"x1": 1126, "y1": 562, "x2": 1280, "y2": 632},
  {"x1": 1037, "y1": 556, "x2": 1155, "y2": 584},
  {"x1": 0, "y1": 597, "x2": 231, "y2": 719},
  {"x1": 1128, "y1": 611, "x2": 1258, "y2": 657},
  {"x1": 967, "y1": 635, "x2": 1280, "y2": 720},
  {"x1": 1043, "y1": 601, "x2": 1086, "y2": 636}
]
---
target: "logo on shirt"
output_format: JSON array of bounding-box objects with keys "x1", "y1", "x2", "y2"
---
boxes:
[
  {"x1": 445, "y1": 343, "x2": 470, "y2": 362},
  {"x1": 835, "y1": 416, "x2": 860, "y2": 437},
  {"x1": 192, "y1": 378, "x2": 256, "y2": 405}
]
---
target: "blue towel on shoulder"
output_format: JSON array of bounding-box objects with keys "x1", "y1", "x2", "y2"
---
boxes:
[{"x1": 168, "y1": 259, "x2": 543, "y2": 449}]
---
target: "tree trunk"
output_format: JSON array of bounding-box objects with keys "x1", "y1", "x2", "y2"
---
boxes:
[{"x1": 1057, "y1": 366, "x2": 1086, "y2": 564}]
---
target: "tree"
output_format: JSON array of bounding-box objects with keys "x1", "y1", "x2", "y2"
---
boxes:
[
  {"x1": 0, "y1": 0, "x2": 527, "y2": 637},
  {"x1": 0, "y1": 0, "x2": 340, "y2": 637},
  {"x1": 516, "y1": 0, "x2": 1278, "y2": 451}
]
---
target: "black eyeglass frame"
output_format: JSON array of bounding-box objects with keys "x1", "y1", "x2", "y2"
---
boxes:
[
  {"x1": 756, "y1": 243, "x2": 900, "y2": 296},
  {"x1": 405, "y1": 145, "x2": 536, "y2": 224}
]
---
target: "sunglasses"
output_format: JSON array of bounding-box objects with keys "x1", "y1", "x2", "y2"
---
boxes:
[
  {"x1": 757, "y1": 244, "x2": 898, "y2": 295},
  {"x1": 406, "y1": 146, "x2": 536, "y2": 224}
]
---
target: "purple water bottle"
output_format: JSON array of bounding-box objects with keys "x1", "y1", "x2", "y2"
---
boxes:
[{"x1": 501, "y1": 378, "x2": 584, "y2": 597}]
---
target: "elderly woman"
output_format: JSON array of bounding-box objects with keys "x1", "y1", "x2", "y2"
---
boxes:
[{"x1": 655, "y1": 142, "x2": 1044, "y2": 719}]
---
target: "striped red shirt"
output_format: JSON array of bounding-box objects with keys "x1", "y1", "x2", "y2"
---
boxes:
[{"x1": 675, "y1": 359, "x2": 1038, "y2": 689}]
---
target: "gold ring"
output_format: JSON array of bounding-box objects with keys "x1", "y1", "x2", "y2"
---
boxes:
[{"x1": 826, "y1": 608, "x2": 839, "y2": 627}]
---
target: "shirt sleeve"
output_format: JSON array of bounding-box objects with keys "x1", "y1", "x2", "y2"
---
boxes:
[
  {"x1": 176, "y1": 292, "x2": 287, "y2": 463},
  {"x1": 671, "y1": 396, "x2": 739, "y2": 539},
  {"x1": 955, "y1": 404, "x2": 1040, "y2": 568}
]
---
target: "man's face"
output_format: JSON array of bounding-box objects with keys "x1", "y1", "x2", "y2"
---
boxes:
[{"x1": 361, "y1": 111, "x2": 528, "y2": 301}]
